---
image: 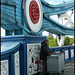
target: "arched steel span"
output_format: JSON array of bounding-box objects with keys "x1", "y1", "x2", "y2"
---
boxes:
[
  {"x1": 41, "y1": 0, "x2": 74, "y2": 16},
  {"x1": 1, "y1": 0, "x2": 74, "y2": 36},
  {"x1": 39, "y1": 0, "x2": 74, "y2": 35},
  {"x1": 38, "y1": 14, "x2": 74, "y2": 35}
]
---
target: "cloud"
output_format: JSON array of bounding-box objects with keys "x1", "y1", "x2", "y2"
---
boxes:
[
  {"x1": 44, "y1": 0, "x2": 53, "y2": 4},
  {"x1": 53, "y1": 3, "x2": 59, "y2": 5},
  {"x1": 48, "y1": 1, "x2": 53, "y2": 4},
  {"x1": 44, "y1": 0, "x2": 59, "y2": 5}
]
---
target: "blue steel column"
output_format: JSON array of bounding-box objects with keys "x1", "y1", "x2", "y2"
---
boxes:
[
  {"x1": 74, "y1": 46, "x2": 75, "y2": 59},
  {"x1": 9, "y1": 52, "x2": 15, "y2": 75},
  {"x1": 24, "y1": 42, "x2": 27, "y2": 75},
  {"x1": 69, "y1": 47, "x2": 71, "y2": 60},
  {"x1": 19, "y1": 42, "x2": 27, "y2": 75},
  {"x1": 19, "y1": 44, "x2": 24, "y2": 75}
]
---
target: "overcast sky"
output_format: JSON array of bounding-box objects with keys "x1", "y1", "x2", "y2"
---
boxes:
[{"x1": 45, "y1": 0, "x2": 74, "y2": 5}]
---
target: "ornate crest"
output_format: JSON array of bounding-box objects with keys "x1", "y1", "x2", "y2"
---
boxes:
[{"x1": 24, "y1": 0, "x2": 43, "y2": 32}]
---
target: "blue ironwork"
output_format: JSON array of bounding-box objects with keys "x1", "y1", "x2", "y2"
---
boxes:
[
  {"x1": 49, "y1": 45, "x2": 74, "y2": 62},
  {"x1": 41, "y1": 0, "x2": 74, "y2": 16},
  {"x1": 39, "y1": 15, "x2": 74, "y2": 35},
  {"x1": 1, "y1": 35, "x2": 46, "y2": 75},
  {"x1": 1, "y1": 35, "x2": 74, "y2": 75},
  {"x1": 1, "y1": 0, "x2": 74, "y2": 35},
  {"x1": 1, "y1": 0, "x2": 74, "y2": 74}
]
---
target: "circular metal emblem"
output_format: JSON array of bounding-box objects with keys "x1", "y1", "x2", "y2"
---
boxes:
[
  {"x1": 24, "y1": 0, "x2": 43, "y2": 32},
  {"x1": 29, "y1": 1, "x2": 40, "y2": 24}
]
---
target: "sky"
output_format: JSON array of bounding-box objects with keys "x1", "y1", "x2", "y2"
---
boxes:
[
  {"x1": 1, "y1": 0, "x2": 74, "y2": 38},
  {"x1": 45, "y1": 0, "x2": 74, "y2": 5}
]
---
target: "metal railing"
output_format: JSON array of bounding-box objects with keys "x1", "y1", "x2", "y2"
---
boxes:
[
  {"x1": 1, "y1": 45, "x2": 74, "y2": 75},
  {"x1": 49, "y1": 45, "x2": 74, "y2": 62}
]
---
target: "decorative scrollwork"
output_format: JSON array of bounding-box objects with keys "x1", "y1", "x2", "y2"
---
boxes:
[
  {"x1": 1, "y1": 60, "x2": 8, "y2": 75},
  {"x1": 29, "y1": 1, "x2": 40, "y2": 24}
]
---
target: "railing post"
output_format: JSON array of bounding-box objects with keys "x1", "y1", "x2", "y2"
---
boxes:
[
  {"x1": 74, "y1": 46, "x2": 75, "y2": 59},
  {"x1": 9, "y1": 52, "x2": 15, "y2": 75},
  {"x1": 19, "y1": 44, "x2": 24, "y2": 75},
  {"x1": 24, "y1": 42, "x2": 27, "y2": 75},
  {"x1": 19, "y1": 42, "x2": 27, "y2": 75},
  {"x1": 50, "y1": 46, "x2": 74, "y2": 63},
  {"x1": 69, "y1": 47, "x2": 71, "y2": 60}
]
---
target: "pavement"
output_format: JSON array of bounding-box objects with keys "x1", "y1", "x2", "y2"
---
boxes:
[
  {"x1": 40, "y1": 60, "x2": 74, "y2": 75},
  {"x1": 63, "y1": 60, "x2": 74, "y2": 75}
]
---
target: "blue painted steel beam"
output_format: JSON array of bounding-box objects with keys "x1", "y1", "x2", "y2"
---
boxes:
[
  {"x1": 1, "y1": 0, "x2": 74, "y2": 36},
  {"x1": 9, "y1": 54, "x2": 15, "y2": 75},
  {"x1": 1, "y1": 12, "x2": 16, "y2": 24},
  {"x1": 38, "y1": 14, "x2": 74, "y2": 35},
  {"x1": 41, "y1": 0, "x2": 74, "y2": 15},
  {"x1": 1, "y1": 0, "x2": 16, "y2": 6},
  {"x1": 1, "y1": 18, "x2": 21, "y2": 30}
]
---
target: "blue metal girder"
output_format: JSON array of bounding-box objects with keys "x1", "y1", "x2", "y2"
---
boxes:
[
  {"x1": 41, "y1": 0, "x2": 74, "y2": 15},
  {"x1": 38, "y1": 14, "x2": 74, "y2": 35},
  {"x1": 1, "y1": 0, "x2": 16, "y2": 6},
  {"x1": 1, "y1": 12, "x2": 16, "y2": 24},
  {"x1": 1, "y1": 0, "x2": 22, "y2": 29},
  {"x1": 1, "y1": 17, "x2": 21, "y2": 30},
  {"x1": 1, "y1": 0, "x2": 74, "y2": 36}
]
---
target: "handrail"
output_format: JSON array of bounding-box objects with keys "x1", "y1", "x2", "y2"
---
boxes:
[
  {"x1": 49, "y1": 45, "x2": 74, "y2": 62},
  {"x1": 1, "y1": 40, "x2": 74, "y2": 75}
]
